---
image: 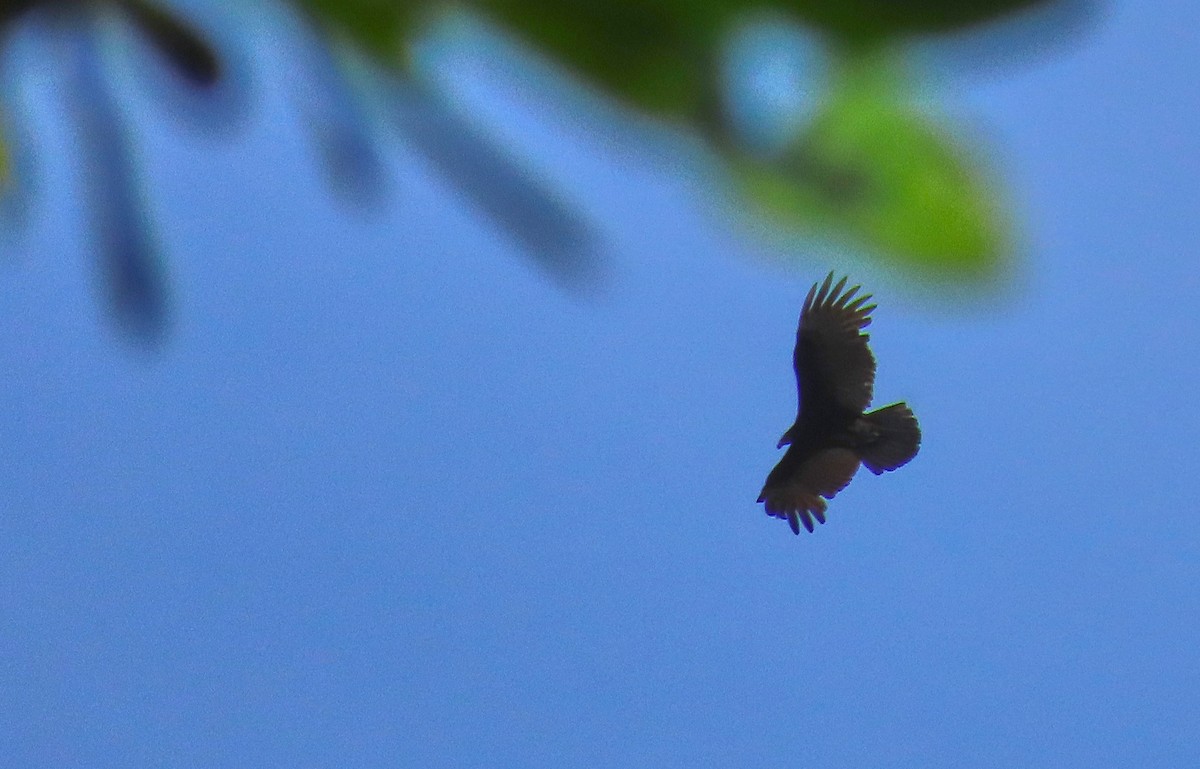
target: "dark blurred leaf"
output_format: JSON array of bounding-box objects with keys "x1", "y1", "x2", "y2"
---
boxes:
[
  {"x1": 391, "y1": 79, "x2": 598, "y2": 285},
  {"x1": 290, "y1": 18, "x2": 389, "y2": 204},
  {"x1": 474, "y1": 1, "x2": 728, "y2": 118},
  {"x1": 66, "y1": 12, "x2": 169, "y2": 342},
  {"x1": 0, "y1": 1, "x2": 38, "y2": 29},
  {"x1": 119, "y1": 0, "x2": 221, "y2": 87}
]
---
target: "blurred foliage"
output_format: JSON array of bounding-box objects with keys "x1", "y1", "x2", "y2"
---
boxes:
[
  {"x1": 0, "y1": 0, "x2": 1093, "y2": 341},
  {"x1": 468, "y1": 2, "x2": 725, "y2": 118},
  {"x1": 296, "y1": 0, "x2": 417, "y2": 62},
  {"x1": 772, "y1": 0, "x2": 1066, "y2": 41},
  {"x1": 735, "y1": 52, "x2": 1005, "y2": 277}
]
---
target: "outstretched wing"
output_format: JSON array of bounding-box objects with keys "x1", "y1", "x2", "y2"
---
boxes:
[
  {"x1": 758, "y1": 448, "x2": 861, "y2": 534},
  {"x1": 794, "y1": 273, "x2": 877, "y2": 416}
]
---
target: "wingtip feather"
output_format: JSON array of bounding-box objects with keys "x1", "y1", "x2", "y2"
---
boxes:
[
  {"x1": 815, "y1": 272, "x2": 834, "y2": 306},
  {"x1": 802, "y1": 282, "x2": 817, "y2": 314},
  {"x1": 846, "y1": 295, "x2": 872, "y2": 312}
]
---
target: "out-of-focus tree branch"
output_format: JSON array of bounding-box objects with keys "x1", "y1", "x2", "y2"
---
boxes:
[{"x1": 0, "y1": 0, "x2": 1098, "y2": 342}]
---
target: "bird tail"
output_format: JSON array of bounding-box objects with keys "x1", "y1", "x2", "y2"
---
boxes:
[{"x1": 858, "y1": 403, "x2": 921, "y2": 475}]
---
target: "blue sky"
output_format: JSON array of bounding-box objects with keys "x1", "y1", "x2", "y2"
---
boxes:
[{"x1": 2, "y1": 1, "x2": 1198, "y2": 767}]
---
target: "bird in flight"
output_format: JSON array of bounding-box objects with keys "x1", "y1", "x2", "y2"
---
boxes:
[{"x1": 758, "y1": 273, "x2": 921, "y2": 535}]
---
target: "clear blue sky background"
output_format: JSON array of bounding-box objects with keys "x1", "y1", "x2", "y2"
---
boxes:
[{"x1": 2, "y1": 2, "x2": 1198, "y2": 767}]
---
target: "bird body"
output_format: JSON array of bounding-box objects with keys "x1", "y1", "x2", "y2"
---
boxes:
[{"x1": 758, "y1": 273, "x2": 920, "y2": 535}]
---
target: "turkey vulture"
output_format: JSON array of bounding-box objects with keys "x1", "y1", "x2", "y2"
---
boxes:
[{"x1": 758, "y1": 273, "x2": 920, "y2": 534}]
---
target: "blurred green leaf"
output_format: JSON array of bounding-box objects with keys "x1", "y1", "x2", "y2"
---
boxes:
[
  {"x1": 295, "y1": 0, "x2": 416, "y2": 64},
  {"x1": 735, "y1": 52, "x2": 1006, "y2": 279},
  {"x1": 778, "y1": 0, "x2": 1066, "y2": 42}
]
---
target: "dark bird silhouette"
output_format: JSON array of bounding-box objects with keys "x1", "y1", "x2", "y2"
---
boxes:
[{"x1": 758, "y1": 273, "x2": 920, "y2": 534}]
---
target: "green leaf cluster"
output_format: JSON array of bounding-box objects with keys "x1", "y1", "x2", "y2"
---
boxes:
[{"x1": 736, "y1": 55, "x2": 1006, "y2": 278}]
